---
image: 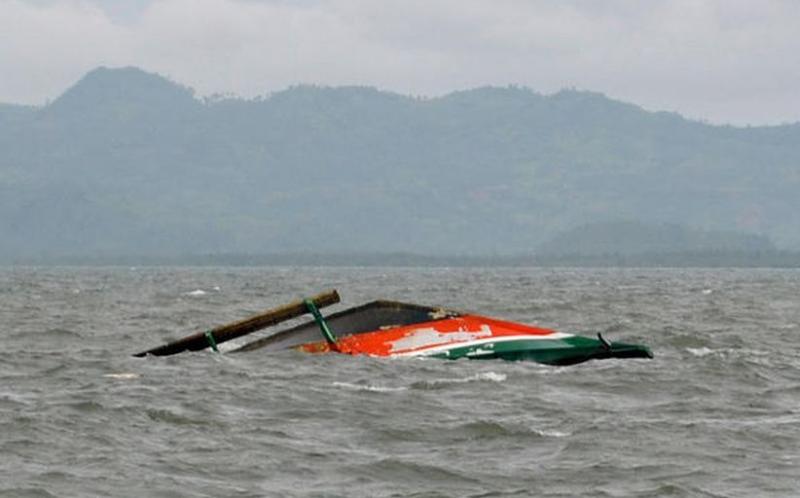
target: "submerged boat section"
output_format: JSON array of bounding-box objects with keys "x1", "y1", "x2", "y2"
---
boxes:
[
  {"x1": 233, "y1": 300, "x2": 652, "y2": 366},
  {"x1": 135, "y1": 290, "x2": 651, "y2": 365}
]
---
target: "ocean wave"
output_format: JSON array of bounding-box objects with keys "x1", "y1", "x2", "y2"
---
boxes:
[
  {"x1": 411, "y1": 371, "x2": 507, "y2": 389},
  {"x1": 103, "y1": 373, "x2": 140, "y2": 380},
  {"x1": 331, "y1": 381, "x2": 407, "y2": 393},
  {"x1": 453, "y1": 420, "x2": 570, "y2": 440},
  {"x1": 686, "y1": 346, "x2": 770, "y2": 359},
  {"x1": 184, "y1": 286, "x2": 222, "y2": 297},
  {"x1": 686, "y1": 346, "x2": 716, "y2": 357},
  {"x1": 530, "y1": 428, "x2": 571, "y2": 438}
]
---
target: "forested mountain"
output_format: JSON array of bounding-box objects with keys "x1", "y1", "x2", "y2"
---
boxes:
[{"x1": 1, "y1": 66, "x2": 798, "y2": 261}]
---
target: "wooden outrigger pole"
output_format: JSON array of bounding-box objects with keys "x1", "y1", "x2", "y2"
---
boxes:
[{"x1": 133, "y1": 289, "x2": 340, "y2": 357}]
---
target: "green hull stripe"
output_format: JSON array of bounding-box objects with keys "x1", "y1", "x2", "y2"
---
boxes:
[{"x1": 422, "y1": 336, "x2": 652, "y2": 366}]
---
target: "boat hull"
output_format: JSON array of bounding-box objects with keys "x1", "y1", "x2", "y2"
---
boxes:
[
  {"x1": 426, "y1": 336, "x2": 653, "y2": 365},
  {"x1": 297, "y1": 313, "x2": 653, "y2": 365}
]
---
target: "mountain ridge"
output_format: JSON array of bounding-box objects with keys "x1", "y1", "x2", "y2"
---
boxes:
[
  {"x1": 1, "y1": 66, "x2": 798, "y2": 261},
  {"x1": 8, "y1": 66, "x2": 798, "y2": 129}
]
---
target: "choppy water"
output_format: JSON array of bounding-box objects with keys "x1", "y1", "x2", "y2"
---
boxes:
[{"x1": 1, "y1": 267, "x2": 798, "y2": 497}]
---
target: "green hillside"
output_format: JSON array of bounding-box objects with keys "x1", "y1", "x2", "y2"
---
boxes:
[{"x1": 1, "y1": 66, "x2": 798, "y2": 261}]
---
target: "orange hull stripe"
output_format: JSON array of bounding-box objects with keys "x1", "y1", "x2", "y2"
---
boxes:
[{"x1": 299, "y1": 314, "x2": 562, "y2": 356}]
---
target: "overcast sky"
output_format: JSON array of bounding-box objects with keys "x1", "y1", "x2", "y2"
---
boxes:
[{"x1": 1, "y1": 0, "x2": 798, "y2": 125}]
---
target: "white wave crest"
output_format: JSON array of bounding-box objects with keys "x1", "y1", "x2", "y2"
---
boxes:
[
  {"x1": 425, "y1": 371, "x2": 508, "y2": 386},
  {"x1": 471, "y1": 372, "x2": 507, "y2": 383},
  {"x1": 103, "y1": 373, "x2": 140, "y2": 379},
  {"x1": 687, "y1": 347, "x2": 715, "y2": 357},
  {"x1": 531, "y1": 428, "x2": 571, "y2": 438},
  {"x1": 332, "y1": 382, "x2": 407, "y2": 393}
]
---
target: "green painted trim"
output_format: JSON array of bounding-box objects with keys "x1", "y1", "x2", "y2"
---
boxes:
[
  {"x1": 304, "y1": 298, "x2": 338, "y2": 345},
  {"x1": 204, "y1": 330, "x2": 219, "y2": 353},
  {"x1": 428, "y1": 336, "x2": 653, "y2": 365}
]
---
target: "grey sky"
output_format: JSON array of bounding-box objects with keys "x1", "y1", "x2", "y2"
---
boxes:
[{"x1": 1, "y1": 0, "x2": 798, "y2": 125}]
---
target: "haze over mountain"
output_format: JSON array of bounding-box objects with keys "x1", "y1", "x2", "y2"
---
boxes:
[{"x1": 1, "y1": 67, "x2": 798, "y2": 262}]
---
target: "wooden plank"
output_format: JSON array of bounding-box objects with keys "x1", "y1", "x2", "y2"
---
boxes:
[{"x1": 133, "y1": 289, "x2": 340, "y2": 357}]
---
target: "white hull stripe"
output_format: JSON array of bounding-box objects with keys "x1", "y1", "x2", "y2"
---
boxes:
[{"x1": 390, "y1": 332, "x2": 574, "y2": 357}]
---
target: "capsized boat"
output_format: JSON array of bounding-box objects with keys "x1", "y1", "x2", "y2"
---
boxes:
[
  {"x1": 134, "y1": 290, "x2": 652, "y2": 366},
  {"x1": 232, "y1": 299, "x2": 653, "y2": 366}
]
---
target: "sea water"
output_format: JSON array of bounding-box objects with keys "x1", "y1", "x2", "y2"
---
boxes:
[{"x1": 1, "y1": 267, "x2": 798, "y2": 497}]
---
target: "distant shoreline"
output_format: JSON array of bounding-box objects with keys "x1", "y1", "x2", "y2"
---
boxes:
[{"x1": 4, "y1": 251, "x2": 800, "y2": 268}]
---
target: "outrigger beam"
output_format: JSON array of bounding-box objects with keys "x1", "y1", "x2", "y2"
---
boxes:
[{"x1": 133, "y1": 290, "x2": 340, "y2": 357}]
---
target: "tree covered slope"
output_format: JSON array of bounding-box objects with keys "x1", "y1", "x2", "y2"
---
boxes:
[{"x1": 1, "y1": 67, "x2": 798, "y2": 260}]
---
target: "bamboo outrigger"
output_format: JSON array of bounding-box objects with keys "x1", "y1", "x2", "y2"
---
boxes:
[{"x1": 135, "y1": 290, "x2": 653, "y2": 365}]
